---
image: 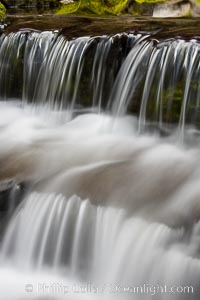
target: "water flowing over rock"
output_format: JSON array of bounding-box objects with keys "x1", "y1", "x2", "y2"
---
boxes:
[
  {"x1": 0, "y1": 28, "x2": 200, "y2": 300},
  {"x1": 0, "y1": 31, "x2": 200, "y2": 131}
]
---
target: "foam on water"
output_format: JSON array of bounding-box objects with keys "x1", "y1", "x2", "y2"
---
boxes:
[{"x1": 0, "y1": 103, "x2": 200, "y2": 299}]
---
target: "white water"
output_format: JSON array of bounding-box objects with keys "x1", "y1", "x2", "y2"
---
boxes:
[
  {"x1": 1, "y1": 32, "x2": 200, "y2": 132},
  {"x1": 0, "y1": 102, "x2": 200, "y2": 299}
]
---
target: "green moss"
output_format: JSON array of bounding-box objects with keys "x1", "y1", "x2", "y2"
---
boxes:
[
  {"x1": 0, "y1": 2, "x2": 6, "y2": 19},
  {"x1": 105, "y1": 0, "x2": 129, "y2": 14},
  {"x1": 135, "y1": 0, "x2": 164, "y2": 3},
  {"x1": 185, "y1": 7, "x2": 192, "y2": 17},
  {"x1": 56, "y1": 1, "x2": 80, "y2": 14},
  {"x1": 56, "y1": 0, "x2": 129, "y2": 15}
]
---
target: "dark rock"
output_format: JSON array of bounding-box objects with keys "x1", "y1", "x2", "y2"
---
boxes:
[
  {"x1": 1, "y1": 0, "x2": 9, "y2": 9},
  {"x1": 0, "y1": 180, "x2": 26, "y2": 213},
  {"x1": 0, "y1": 180, "x2": 28, "y2": 240},
  {"x1": 6, "y1": 0, "x2": 60, "y2": 8}
]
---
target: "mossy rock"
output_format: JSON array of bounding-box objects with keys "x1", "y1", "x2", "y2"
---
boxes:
[
  {"x1": 57, "y1": 0, "x2": 129, "y2": 15},
  {"x1": 0, "y1": 2, "x2": 6, "y2": 18},
  {"x1": 57, "y1": 1, "x2": 80, "y2": 14},
  {"x1": 135, "y1": 0, "x2": 165, "y2": 4},
  {"x1": 124, "y1": 1, "x2": 154, "y2": 15}
]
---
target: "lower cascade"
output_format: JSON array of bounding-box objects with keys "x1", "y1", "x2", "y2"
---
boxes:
[{"x1": 0, "y1": 29, "x2": 200, "y2": 300}]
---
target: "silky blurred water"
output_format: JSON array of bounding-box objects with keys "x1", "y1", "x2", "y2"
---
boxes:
[
  {"x1": 0, "y1": 102, "x2": 199, "y2": 300},
  {"x1": 0, "y1": 30, "x2": 200, "y2": 300}
]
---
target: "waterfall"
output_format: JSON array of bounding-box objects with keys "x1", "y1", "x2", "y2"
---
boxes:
[
  {"x1": 0, "y1": 31, "x2": 200, "y2": 130},
  {"x1": 2, "y1": 191, "x2": 200, "y2": 299},
  {"x1": 0, "y1": 31, "x2": 137, "y2": 108},
  {"x1": 0, "y1": 28, "x2": 200, "y2": 300}
]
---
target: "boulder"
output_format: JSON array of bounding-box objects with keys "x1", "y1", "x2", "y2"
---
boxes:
[
  {"x1": 153, "y1": 0, "x2": 191, "y2": 17},
  {"x1": 190, "y1": 0, "x2": 200, "y2": 16}
]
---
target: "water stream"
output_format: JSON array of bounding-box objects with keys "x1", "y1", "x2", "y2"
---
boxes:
[{"x1": 0, "y1": 30, "x2": 200, "y2": 300}]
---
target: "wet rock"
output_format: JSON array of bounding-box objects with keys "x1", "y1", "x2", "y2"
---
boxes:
[
  {"x1": 0, "y1": 180, "x2": 28, "y2": 239},
  {"x1": 5, "y1": 15, "x2": 200, "y2": 39},
  {"x1": 0, "y1": 181, "x2": 19, "y2": 238},
  {"x1": 0, "y1": 181, "x2": 16, "y2": 213},
  {"x1": 0, "y1": 180, "x2": 25, "y2": 213}
]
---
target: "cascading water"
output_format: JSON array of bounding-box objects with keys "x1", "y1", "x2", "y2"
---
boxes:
[
  {"x1": 1, "y1": 31, "x2": 200, "y2": 131},
  {"x1": 0, "y1": 29, "x2": 200, "y2": 300}
]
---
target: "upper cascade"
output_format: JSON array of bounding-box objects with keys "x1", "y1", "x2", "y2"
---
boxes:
[{"x1": 0, "y1": 31, "x2": 200, "y2": 130}]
